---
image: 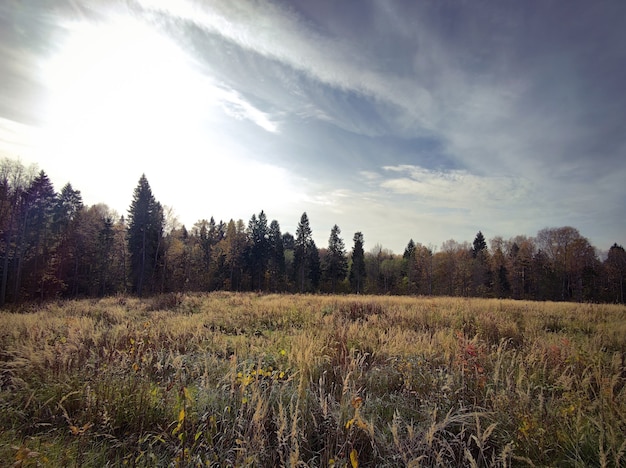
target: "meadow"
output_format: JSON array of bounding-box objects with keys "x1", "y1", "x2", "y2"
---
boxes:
[{"x1": 1, "y1": 293, "x2": 625, "y2": 467}]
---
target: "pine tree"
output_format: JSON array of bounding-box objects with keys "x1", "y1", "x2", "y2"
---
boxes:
[
  {"x1": 127, "y1": 174, "x2": 163, "y2": 296},
  {"x1": 324, "y1": 224, "x2": 348, "y2": 292},
  {"x1": 349, "y1": 232, "x2": 366, "y2": 293}
]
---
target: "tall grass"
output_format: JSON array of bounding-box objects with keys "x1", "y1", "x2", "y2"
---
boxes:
[{"x1": 1, "y1": 293, "x2": 625, "y2": 466}]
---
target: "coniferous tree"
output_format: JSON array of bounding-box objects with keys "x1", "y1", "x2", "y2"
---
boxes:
[
  {"x1": 309, "y1": 239, "x2": 321, "y2": 291},
  {"x1": 472, "y1": 231, "x2": 487, "y2": 258},
  {"x1": 605, "y1": 243, "x2": 626, "y2": 303},
  {"x1": 54, "y1": 184, "x2": 83, "y2": 233},
  {"x1": 403, "y1": 239, "x2": 417, "y2": 294},
  {"x1": 20, "y1": 171, "x2": 58, "y2": 300},
  {"x1": 324, "y1": 224, "x2": 348, "y2": 292},
  {"x1": 97, "y1": 215, "x2": 115, "y2": 296},
  {"x1": 268, "y1": 220, "x2": 286, "y2": 291},
  {"x1": 127, "y1": 174, "x2": 163, "y2": 296},
  {"x1": 294, "y1": 212, "x2": 314, "y2": 292},
  {"x1": 349, "y1": 232, "x2": 366, "y2": 293},
  {"x1": 470, "y1": 231, "x2": 490, "y2": 296},
  {"x1": 248, "y1": 211, "x2": 270, "y2": 290},
  {"x1": 220, "y1": 219, "x2": 248, "y2": 291},
  {"x1": 54, "y1": 183, "x2": 84, "y2": 296}
]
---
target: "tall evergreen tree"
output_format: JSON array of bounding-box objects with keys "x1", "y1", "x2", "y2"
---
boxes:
[
  {"x1": 309, "y1": 239, "x2": 321, "y2": 291},
  {"x1": 20, "y1": 171, "x2": 58, "y2": 300},
  {"x1": 53, "y1": 183, "x2": 84, "y2": 296},
  {"x1": 294, "y1": 212, "x2": 314, "y2": 292},
  {"x1": 54, "y1": 183, "x2": 83, "y2": 232},
  {"x1": 324, "y1": 224, "x2": 348, "y2": 292},
  {"x1": 472, "y1": 231, "x2": 487, "y2": 258},
  {"x1": 470, "y1": 231, "x2": 490, "y2": 296},
  {"x1": 605, "y1": 243, "x2": 626, "y2": 303},
  {"x1": 248, "y1": 211, "x2": 270, "y2": 290},
  {"x1": 97, "y1": 215, "x2": 115, "y2": 296},
  {"x1": 268, "y1": 219, "x2": 286, "y2": 291},
  {"x1": 349, "y1": 232, "x2": 366, "y2": 293},
  {"x1": 127, "y1": 174, "x2": 163, "y2": 296},
  {"x1": 403, "y1": 238, "x2": 417, "y2": 294}
]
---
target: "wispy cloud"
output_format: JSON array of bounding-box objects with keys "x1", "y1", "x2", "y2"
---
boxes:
[
  {"x1": 377, "y1": 165, "x2": 533, "y2": 211},
  {"x1": 214, "y1": 86, "x2": 279, "y2": 133},
  {"x1": 137, "y1": 0, "x2": 434, "y2": 124},
  {"x1": 1, "y1": 0, "x2": 623, "y2": 252}
]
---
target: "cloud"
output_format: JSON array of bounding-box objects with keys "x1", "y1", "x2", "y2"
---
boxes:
[
  {"x1": 214, "y1": 86, "x2": 279, "y2": 133},
  {"x1": 136, "y1": 0, "x2": 434, "y2": 125},
  {"x1": 378, "y1": 165, "x2": 533, "y2": 210},
  {"x1": 2, "y1": 0, "x2": 624, "y2": 253}
]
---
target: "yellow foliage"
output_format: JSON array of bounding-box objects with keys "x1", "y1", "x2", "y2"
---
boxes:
[{"x1": 350, "y1": 448, "x2": 359, "y2": 468}]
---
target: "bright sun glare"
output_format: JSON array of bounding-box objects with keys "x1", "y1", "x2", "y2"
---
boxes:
[
  {"x1": 38, "y1": 14, "x2": 300, "y2": 223},
  {"x1": 42, "y1": 16, "x2": 210, "y2": 160}
]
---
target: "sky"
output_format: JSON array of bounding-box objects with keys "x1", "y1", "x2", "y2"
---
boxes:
[{"x1": 1, "y1": 0, "x2": 625, "y2": 254}]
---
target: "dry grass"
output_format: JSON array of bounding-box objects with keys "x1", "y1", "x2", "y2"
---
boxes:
[{"x1": 1, "y1": 293, "x2": 625, "y2": 466}]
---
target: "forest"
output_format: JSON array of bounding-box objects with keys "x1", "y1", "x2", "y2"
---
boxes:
[{"x1": 1, "y1": 157, "x2": 625, "y2": 306}]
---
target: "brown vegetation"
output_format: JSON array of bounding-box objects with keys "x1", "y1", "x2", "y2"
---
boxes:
[{"x1": 1, "y1": 293, "x2": 625, "y2": 466}]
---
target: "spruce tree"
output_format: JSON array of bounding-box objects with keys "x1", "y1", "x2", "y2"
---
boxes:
[
  {"x1": 403, "y1": 239, "x2": 417, "y2": 295},
  {"x1": 472, "y1": 231, "x2": 487, "y2": 258},
  {"x1": 294, "y1": 212, "x2": 313, "y2": 292},
  {"x1": 268, "y1": 219, "x2": 286, "y2": 291},
  {"x1": 127, "y1": 174, "x2": 163, "y2": 296},
  {"x1": 248, "y1": 210, "x2": 270, "y2": 290},
  {"x1": 349, "y1": 232, "x2": 366, "y2": 293},
  {"x1": 21, "y1": 171, "x2": 57, "y2": 300},
  {"x1": 309, "y1": 239, "x2": 321, "y2": 291},
  {"x1": 324, "y1": 224, "x2": 348, "y2": 292}
]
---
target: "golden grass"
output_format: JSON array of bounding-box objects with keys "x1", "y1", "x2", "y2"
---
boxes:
[{"x1": 1, "y1": 293, "x2": 625, "y2": 466}]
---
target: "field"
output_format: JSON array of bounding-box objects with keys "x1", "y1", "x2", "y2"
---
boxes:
[{"x1": 1, "y1": 293, "x2": 625, "y2": 467}]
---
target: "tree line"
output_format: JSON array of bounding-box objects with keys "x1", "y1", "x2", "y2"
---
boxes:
[{"x1": 1, "y1": 158, "x2": 624, "y2": 305}]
